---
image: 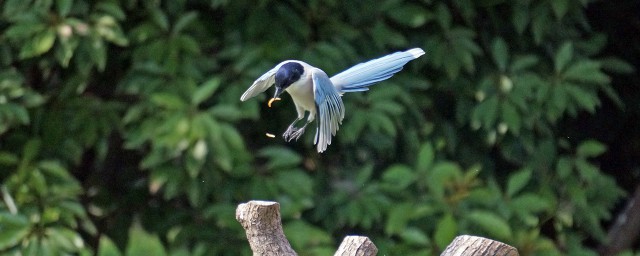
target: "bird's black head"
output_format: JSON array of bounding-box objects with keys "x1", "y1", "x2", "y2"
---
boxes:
[{"x1": 275, "y1": 62, "x2": 304, "y2": 91}]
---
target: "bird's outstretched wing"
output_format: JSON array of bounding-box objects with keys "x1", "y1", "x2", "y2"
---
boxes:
[
  {"x1": 240, "y1": 62, "x2": 285, "y2": 101},
  {"x1": 312, "y1": 68, "x2": 345, "y2": 153},
  {"x1": 330, "y1": 48, "x2": 425, "y2": 93}
]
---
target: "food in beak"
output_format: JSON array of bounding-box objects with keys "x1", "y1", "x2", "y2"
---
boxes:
[{"x1": 268, "y1": 97, "x2": 281, "y2": 108}]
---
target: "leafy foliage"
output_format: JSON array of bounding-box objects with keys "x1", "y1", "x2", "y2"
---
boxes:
[{"x1": 0, "y1": 0, "x2": 636, "y2": 255}]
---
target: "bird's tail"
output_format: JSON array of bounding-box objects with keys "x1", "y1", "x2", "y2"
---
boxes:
[{"x1": 330, "y1": 48, "x2": 425, "y2": 93}]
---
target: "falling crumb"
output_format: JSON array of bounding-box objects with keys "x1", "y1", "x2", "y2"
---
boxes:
[
  {"x1": 266, "y1": 133, "x2": 276, "y2": 138},
  {"x1": 268, "y1": 97, "x2": 282, "y2": 108}
]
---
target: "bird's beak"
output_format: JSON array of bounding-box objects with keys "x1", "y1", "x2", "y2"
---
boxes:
[{"x1": 268, "y1": 87, "x2": 284, "y2": 108}]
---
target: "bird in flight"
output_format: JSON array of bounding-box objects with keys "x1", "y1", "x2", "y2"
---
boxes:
[{"x1": 241, "y1": 48, "x2": 425, "y2": 153}]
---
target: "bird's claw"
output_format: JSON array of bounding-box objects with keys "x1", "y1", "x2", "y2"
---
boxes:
[
  {"x1": 282, "y1": 126, "x2": 297, "y2": 141},
  {"x1": 289, "y1": 127, "x2": 306, "y2": 141},
  {"x1": 283, "y1": 126, "x2": 305, "y2": 142}
]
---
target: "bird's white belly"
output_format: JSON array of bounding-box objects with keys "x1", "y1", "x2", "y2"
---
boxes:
[{"x1": 286, "y1": 77, "x2": 315, "y2": 111}]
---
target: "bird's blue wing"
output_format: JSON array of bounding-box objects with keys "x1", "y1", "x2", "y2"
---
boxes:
[
  {"x1": 312, "y1": 69, "x2": 345, "y2": 153},
  {"x1": 240, "y1": 62, "x2": 285, "y2": 101},
  {"x1": 330, "y1": 48, "x2": 425, "y2": 93}
]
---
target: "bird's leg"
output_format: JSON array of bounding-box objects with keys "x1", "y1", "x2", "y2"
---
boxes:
[
  {"x1": 282, "y1": 118, "x2": 302, "y2": 141},
  {"x1": 284, "y1": 105, "x2": 309, "y2": 141},
  {"x1": 287, "y1": 121, "x2": 311, "y2": 141}
]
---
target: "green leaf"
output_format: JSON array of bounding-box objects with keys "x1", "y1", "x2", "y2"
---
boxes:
[
  {"x1": 96, "y1": 16, "x2": 129, "y2": 46},
  {"x1": 22, "y1": 139, "x2": 41, "y2": 164},
  {"x1": 20, "y1": 28, "x2": 56, "y2": 59},
  {"x1": 96, "y1": 2, "x2": 126, "y2": 20},
  {"x1": 126, "y1": 225, "x2": 166, "y2": 256},
  {"x1": 369, "y1": 112, "x2": 396, "y2": 136},
  {"x1": 435, "y1": 3, "x2": 451, "y2": 30},
  {"x1": 400, "y1": 227, "x2": 430, "y2": 246},
  {"x1": 491, "y1": 37, "x2": 508, "y2": 72},
  {"x1": 416, "y1": 142, "x2": 434, "y2": 172},
  {"x1": 46, "y1": 227, "x2": 84, "y2": 251},
  {"x1": 210, "y1": 105, "x2": 243, "y2": 121},
  {"x1": 549, "y1": 86, "x2": 568, "y2": 119},
  {"x1": 467, "y1": 210, "x2": 512, "y2": 240},
  {"x1": 506, "y1": 168, "x2": 532, "y2": 197},
  {"x1": 501, "y1": 101, "x2": 521, "y2": 135},
  {"x1": 55, "y1": 35, "x2": 78, "y2": 67},
  {"x1": 355, "y1": 164, "x2": 374, "y2": 184},
  {"x1": 7, "y1": 103, "x2": 30, "y2": 125},
  {"x1": 4, "y1": 22, "x2": 47, "y2": 40},
  {"x1": 276, "y1": 170, "x2": 313, "y2": 199},
  {"x1": 531, "y1": 8, "x2": 550, "y2": 44},
  {"x1": 512, "y1": 3, "x2": 529, "y2": 34},
  {"x1": 0, "y1": 151, "x2": 19, "y2": 165},
  {"x1": 428, "y1": 162, "x2": 462, "y2": 200},
  {"x1": 472, "y1": 96, "x2": 499, "y2": 128},
  {"x1": 565, "y1": 84, "x2": 599, "y2": 113},
  {"x1": 551, "y1": 0, "x2": 569, "y2": 19},
  {"x1": 89, "y1": 39, "x2": 108, "y2": 71},
  {"x1": 385, "y1": 203, "x2": 413, "y2": 235},
  {"x1": 511, "y1": 55, "x2": 539, "y2": 72},
  {"x1": 510, "y1": 193, "x2": 552, "y2": 214},
  {"x1": 150, "y1": 93, "x2": 187, "y2": 109},
  {"x1": 56, "y1": 0, "x2": 73, "y2": 16},
  {"x1": 554, "y1": 42, "x2": 573, "y2": 73},
  {"x1": 0, "y1": 213, "x2": 30, "y2": 250},
  {"x1": 220, "y1": 123, "x2": 244, "y2": 151},
  {"x1": 258, "y1": 146, "x2": 302, "y2": 170},
  {"x1": 387, "y1": 4, "x2": 431, "y2": 28},
  {"x1": 381, "y1": 164, "x2": 415, "y2": 191},
  {"x1": 173, "y1": 11, "x2": 198, "y2": 34},
  {"x1": 283, "y1": 220, "x2": 332, "y2": 251},
  {"x1": 575, "y1": 159, "x2": 600, "y2": 182},
  {"x1": 434, "y1": 214, "x2": 457, "y2": 249},
  {"x1": 192, "y1": 77, "x2": 221, "y2": 105},
  {"x1": 564, "y1": 61, "x2": 610, "y2": 84},
  {"x1": 599, "y1": 57, "x2": 635, "y2": 74},
  {"x1": 149, "y1": 8, "x2": 169, "y2": 31},
  {"x1": 98, "y1": 236, "x2": 123, "y2": 256},
  {"x1": 372, "y1": 101, "x2": 404, "y2": 116},
  {"x1": 556, "y1": 157, "x2": 573, "y2": 178},
  {"x1": 187, "y1": 179, "x2": 201, "y2": 206},
  {"x1": 30, "y1": 169, "x2": 47, "y2": 196}
]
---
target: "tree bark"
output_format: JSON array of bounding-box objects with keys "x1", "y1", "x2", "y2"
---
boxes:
[
  {"x1": 599, "y1": 183, "x2": 640, "y2": 255},
  {"x1": 236, "y1": 201, "x2": 520, "y2": 256},
  {"x1": 334, "y1": 236, "x2": 378, "y2": 256},
  {"x1": 236, "y1": 200, "x2": 297, "y2": 256},
  {"x1": 441, "y1": 235, "x2": 519, "y2": 256}
]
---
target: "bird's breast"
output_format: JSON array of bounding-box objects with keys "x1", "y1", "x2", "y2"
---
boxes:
[{"x1": 285, "y1": 74, "x2": 315, "y2": 111}]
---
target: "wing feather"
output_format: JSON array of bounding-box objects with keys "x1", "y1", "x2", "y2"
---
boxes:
[
  {"x1": 240, "y1": 62, "x2": 285, "y2": 101},
  {"x1": 312, "y1": 69, "x2": 345, "y2": 153},
  {"x1": 330, "y1": 48, "x2": 425, "y2": 93}
]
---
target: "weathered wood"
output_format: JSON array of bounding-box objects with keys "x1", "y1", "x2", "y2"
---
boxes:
[
  {"x1": 237, "y1": 201, "x2": 519, "y2": 256},
  {"x1": 236, "y1": 200, "x2": 297, "y2": 256},
  {"x1": 334, "y1": 236, "x2": 378, "y2": 256},
  {"x1": 441, "y1": 235, "x2": 519, "y2": 256}
]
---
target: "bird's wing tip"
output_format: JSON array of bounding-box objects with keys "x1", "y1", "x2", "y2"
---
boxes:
[{"x1": 407, "y1": 48, "x2": 426, "y2": 58}]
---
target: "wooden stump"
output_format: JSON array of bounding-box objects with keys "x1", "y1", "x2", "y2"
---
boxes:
[
  {"x1": 334, "y1": 236, "x2": 378, "y2": 256},
  {"x1": 441, "y1": 235, "x2": 519, "y2": 256},
  {"x1": 236, "y1": 201, "x2": 519, "y2": 256},
  {"x1": 236, "y1": 200, "x2": 297, "y2": 256}
]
